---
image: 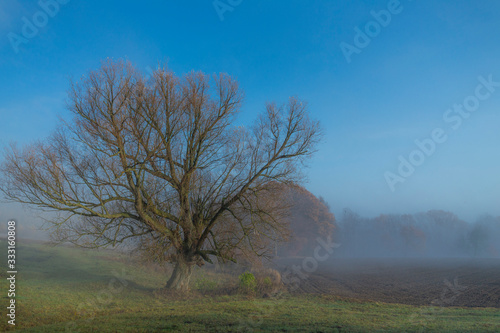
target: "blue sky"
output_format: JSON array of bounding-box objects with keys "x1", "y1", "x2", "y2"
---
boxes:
[{"x1": 1, "y1": 0, "x2": 500, "y2": 224}]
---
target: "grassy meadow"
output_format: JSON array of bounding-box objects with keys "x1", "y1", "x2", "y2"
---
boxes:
[{"x1": 0, "y1": 239, "x2": 499, "y2": 332}]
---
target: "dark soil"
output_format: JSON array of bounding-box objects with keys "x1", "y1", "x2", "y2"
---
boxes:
[{"x1": 277, "y1": 257, "x2": 500, "y2": 308}]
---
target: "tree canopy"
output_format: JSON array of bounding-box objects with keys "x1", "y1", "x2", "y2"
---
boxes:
[{"x1": 0, "y1": 59, "x2": 322, "y2": 290}]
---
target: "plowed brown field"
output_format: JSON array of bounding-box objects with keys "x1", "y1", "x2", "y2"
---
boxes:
[{"x1": 278, "y1": 258, "x2": 500, "y2": 308}]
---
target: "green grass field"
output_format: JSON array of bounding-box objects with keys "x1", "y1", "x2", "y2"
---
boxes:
[{"x1": 1, "y1": 240, "x2": 499, "y2": 332}]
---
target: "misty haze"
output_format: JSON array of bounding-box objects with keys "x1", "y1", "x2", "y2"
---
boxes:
[{"x1": 1, "y1": 1, "x2": 499, "y2": 332}]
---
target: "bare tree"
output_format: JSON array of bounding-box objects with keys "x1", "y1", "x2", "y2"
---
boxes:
[{"x1": 0, "y1": 59, "x2": 322, "y2": 291}]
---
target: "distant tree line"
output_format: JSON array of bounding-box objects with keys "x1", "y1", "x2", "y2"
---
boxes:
[{"x1": 335, "y1": 209, "x2": 500, "y2": 258}]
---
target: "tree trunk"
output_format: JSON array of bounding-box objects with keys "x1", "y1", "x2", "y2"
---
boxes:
[{"x1": 165, "y1": 256, "x2": 193, "y2": 291}]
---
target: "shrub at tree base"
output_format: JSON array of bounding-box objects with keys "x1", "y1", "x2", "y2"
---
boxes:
[{"x1": 238, "y1": 272, "x2": 257, "y2": 295}]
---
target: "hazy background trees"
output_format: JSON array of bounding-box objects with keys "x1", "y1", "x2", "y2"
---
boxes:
[
  {"x1": 277, "y1": 185, "x2": 336, "y2": 257},
  {"x1": 335, "y1": 209, "x2": 500, "y2": 258}
]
